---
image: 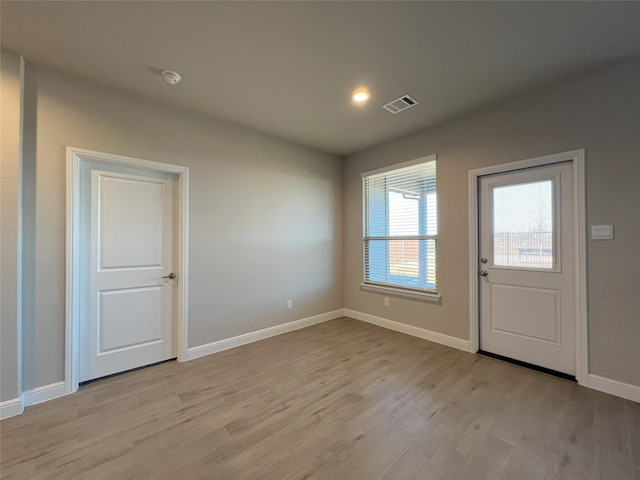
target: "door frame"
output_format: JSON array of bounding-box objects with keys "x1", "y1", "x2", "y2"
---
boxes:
[
  {"x1": 65, "y1": 147, "x2": 189, "y2": 394},
  {"x1": 468, "y1": 149, "x2": 586, "y2": 384}
]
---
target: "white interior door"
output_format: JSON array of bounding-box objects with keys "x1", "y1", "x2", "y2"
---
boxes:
[
  {"x1": 79, "y1": 162, "x2": 177, "y2": 382},
  {"x1": 479, "y1": 162, "x2": 575, "y2": 375}
]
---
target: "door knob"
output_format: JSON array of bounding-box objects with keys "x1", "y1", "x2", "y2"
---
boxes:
[
  {"x1": 161, "y1": 273, "x2": 176, "y2": 279},
  {"x1": 479, "y1": 271, "x2": 488, "y2": 277}
]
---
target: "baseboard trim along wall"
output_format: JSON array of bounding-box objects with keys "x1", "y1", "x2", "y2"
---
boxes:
[
  {"x1": 343, "y1": 309, "x2": 471, "y2": 352},
  {"x1": 582, "y1": 373, "x2": 640, "y2": 403},
  {"x1": 22, "y1": 381, "x2": 68, "y2": 407},
  {"x1": 0, "y1": 398, "x2": 24, "y2": 420},
  {"x1": 4, "y1": 309, "x2": 637, "y2": 419},
  {"x1": 1, "y1": 381, "x2": 69, "y2": 419},
  {"x1": 186, "y1": 309, "x2": 345, "y2": 361}
]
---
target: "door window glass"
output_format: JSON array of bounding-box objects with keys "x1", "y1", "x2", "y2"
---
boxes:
[{"x1": 492, "y1": 179, "x2": 554, "y2": 269}]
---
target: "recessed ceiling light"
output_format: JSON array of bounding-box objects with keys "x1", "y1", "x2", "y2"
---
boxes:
[{"x1": 352, "y1": 88, "x2": 370, "y2": 104}]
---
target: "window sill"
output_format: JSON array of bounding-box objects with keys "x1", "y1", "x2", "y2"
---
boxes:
[{"x1": 359, "y1": 283, "x2": 442, "y2": 304}]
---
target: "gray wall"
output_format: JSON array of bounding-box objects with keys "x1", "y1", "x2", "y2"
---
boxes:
[
  {"x1": 16, "y1": 63, "x2": 343, "y2": 392},
  {"x1": 1, "y1": 51, "x2": 21, "y2": 401},
  {"x1": 344, "y1": 57, "x2": 640, "y2": 387}
]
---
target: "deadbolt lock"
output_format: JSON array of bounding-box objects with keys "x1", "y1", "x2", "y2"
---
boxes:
[{"x1": 480, "y1": 257, "x2": 488, "y2": 263}]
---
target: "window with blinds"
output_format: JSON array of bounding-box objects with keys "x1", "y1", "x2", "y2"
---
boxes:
[{"x1": 362, "y1": 156, "x2": 437, "y2": 293}]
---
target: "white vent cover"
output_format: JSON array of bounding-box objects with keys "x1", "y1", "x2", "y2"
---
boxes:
[{"x1": 382, "y1": 95, "x2": 419, "y2": 114}]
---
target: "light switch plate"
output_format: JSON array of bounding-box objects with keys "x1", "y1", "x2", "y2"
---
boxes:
[{"x1": 591, "y1": 225, "x2": 614, "y2": 240}]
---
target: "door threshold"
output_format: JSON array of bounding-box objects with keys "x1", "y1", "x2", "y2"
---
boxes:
[
  {"x1": 79, "y1": 358, "x2": 177, "y2": 386},
  {"x1": 478, "y1": 350, "x2": 576, "y2": 382}
]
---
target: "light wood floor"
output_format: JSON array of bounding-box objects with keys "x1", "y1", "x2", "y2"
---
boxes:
[{"x1": 1, "y1": 317, "x2": 638, "y2": 479}]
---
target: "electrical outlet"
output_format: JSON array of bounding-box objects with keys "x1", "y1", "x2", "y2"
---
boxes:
[
  {"x1": 384, "y1": 297, "x2": 390, "y2": 307},
  {"x1": 286, "y1": 300, "x2": 293, "y2": 310}
]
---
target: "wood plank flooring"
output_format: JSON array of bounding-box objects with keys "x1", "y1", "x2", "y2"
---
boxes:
[{"x1": 1, "y1": 317, "x2": 638, "y2": 479}]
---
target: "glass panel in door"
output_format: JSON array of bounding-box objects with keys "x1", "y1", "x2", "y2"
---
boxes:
[{"x1": 491, "y1": 179, "x2": 555, "y2": 269}]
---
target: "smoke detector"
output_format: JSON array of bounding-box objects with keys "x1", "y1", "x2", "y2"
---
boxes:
[
  {"x1": 382, "y1": 94, "x2": 418, "y2": 114},
  {"x1": 162, "y1": 70, "x2": 181, "y2": 85}
]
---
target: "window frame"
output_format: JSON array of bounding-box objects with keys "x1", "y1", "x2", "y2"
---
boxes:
[{"x1": 360, "y1": 155, "x2": 440, "y2": 302}]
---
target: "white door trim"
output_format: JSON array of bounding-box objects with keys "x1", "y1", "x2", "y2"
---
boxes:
[
  {"x1": 468, "y1": 149, "x2": 586, "y2": 384},
  {"x1": 65, "y1": 147, "x2": 189, "y2": 395}
]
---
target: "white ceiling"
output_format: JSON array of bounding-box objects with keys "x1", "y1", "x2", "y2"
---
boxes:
[{"x1": 2, "y1": 1, "x2": 640, "y2": 156}]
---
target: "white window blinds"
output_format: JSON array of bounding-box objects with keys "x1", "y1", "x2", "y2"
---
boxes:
[{"x1": 362, "y1": 156, "x2": 437, "y2": 292}]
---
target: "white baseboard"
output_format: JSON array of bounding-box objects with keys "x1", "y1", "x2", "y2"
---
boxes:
[
  {"x1": 5, "y1": 310, "x2": 637, "y2": 418},
  {"x1": 186, "y1": 309, "x2": 345, "y2": 361},
  {"x1": 1, "y1": 382, "x2": 68, "y2": 419},
  {"x1": 344, "y1": 309, "x2": 471, "y2": 352},
  {"x1": 0, "y1": 397, "x2": 24, "y2": 419},
  {"x1": 22, "y1": 381, "x2": 68, "y2": 407},
  {"x1": 581, "y1": 373, "x2": 640, "y2": 403}
]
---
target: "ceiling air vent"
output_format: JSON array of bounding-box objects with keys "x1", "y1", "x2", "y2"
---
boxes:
[{"x1": 382, "y1": 95, "x2": 419, "y2": 114}]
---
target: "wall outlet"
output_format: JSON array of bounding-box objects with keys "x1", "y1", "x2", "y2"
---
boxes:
[
  {"x1": 286, "y1": 300, "x2": 293, "y2": 310},
  {"x1": 384, "y1": 297, "x2": 390, "y2": 307}
]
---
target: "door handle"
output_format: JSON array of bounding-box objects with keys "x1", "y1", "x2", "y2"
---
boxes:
[
  {"x1": 161, "y1": 273, "x2": 176, "y2": 280},
  {"x1": 479, "y1": 271, "x2": 488, "y2": 277}
]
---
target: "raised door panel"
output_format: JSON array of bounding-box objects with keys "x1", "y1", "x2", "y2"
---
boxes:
[
  {"x1": 98, "y1": 287, "x2": 163, "y2": 353},
  {"x1": 490, "y1": 284, "x2": 560, "y2": 344},
  {"x1": 98, "y1": 175, "x2": 163, "y2": 270}
]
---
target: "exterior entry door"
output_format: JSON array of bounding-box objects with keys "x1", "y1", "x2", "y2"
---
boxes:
[
  {"x1": 479, "y1": 162, "x2": 575, "y2": 375},
  {"x1": 79, "y1": 161, "x2": 177, "y2": 382}
]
